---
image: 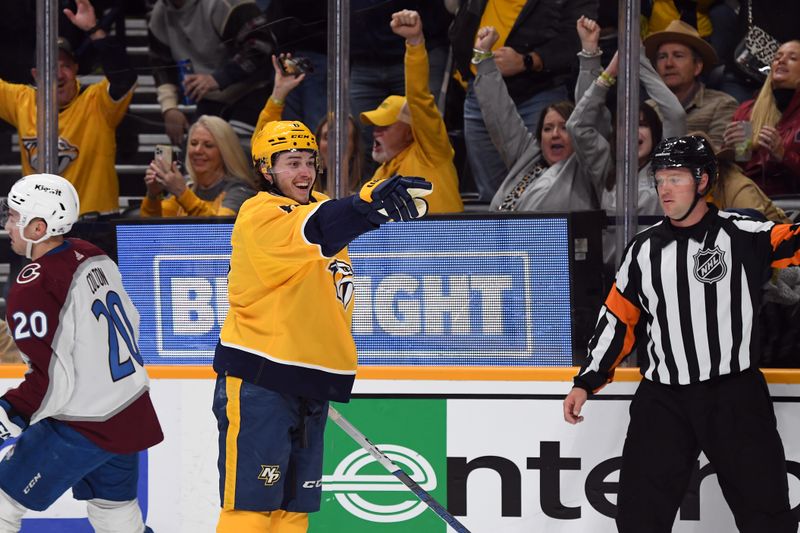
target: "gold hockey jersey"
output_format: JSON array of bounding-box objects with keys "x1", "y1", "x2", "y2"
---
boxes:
[{"x1": 215, "y1": 191, "x2": 357, "y2": 401}]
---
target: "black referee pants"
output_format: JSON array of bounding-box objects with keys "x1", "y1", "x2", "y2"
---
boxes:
[{"x1": 616, "y1": 369, "x2": 797, "y2": 533}]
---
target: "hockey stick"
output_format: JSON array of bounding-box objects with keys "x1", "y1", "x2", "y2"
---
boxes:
[{"x1": 328, "y1": 405, "x2": 471, "y2": 533}]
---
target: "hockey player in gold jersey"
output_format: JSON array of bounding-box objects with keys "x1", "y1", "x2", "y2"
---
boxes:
[{"x1": 212, "y1": 120, "x2": 432, "y2": 532}]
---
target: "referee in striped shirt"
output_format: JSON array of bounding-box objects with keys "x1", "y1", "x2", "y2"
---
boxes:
[{"x1": 563, "y1": 135, "x2": 800, "y2": 532}]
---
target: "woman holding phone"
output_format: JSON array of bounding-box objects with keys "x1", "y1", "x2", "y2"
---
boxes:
[{"x1": 141, "y1": 115, "x2": 257, "y2": 217}]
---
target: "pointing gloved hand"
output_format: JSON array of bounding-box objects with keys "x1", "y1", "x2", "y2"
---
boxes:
[{"x1": 354, "y1": 175, "x2": 433, "y2": 224}]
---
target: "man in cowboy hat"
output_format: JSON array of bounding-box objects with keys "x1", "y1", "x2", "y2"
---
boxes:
[{"x1": 644, "y1": 19, "x2": 738, "y2": 149}]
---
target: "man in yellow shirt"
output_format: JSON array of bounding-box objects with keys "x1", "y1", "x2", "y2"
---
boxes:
[
  {"x1": 0, "y1": 0, "x2": 135, "y2": 215},
  {"x1": 213, "y1": 120, "x2": 431, "y2": 532},
  {"x1": 360, "y1": 9, "x2": 463, "y2": 213}
]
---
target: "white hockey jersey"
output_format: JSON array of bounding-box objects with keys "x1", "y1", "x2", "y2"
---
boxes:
[{"x1": 2, "y1": 238, "x2": 162, "y2": 454}]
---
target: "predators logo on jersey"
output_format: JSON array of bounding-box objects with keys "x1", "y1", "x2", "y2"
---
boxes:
[
  {"x1": 328, "y1": 259, "x2": 354, "y2": 309},
  {"x1": 278, "y1": 204, "x2": 299, "y2": 214},
  {"x1": 22, "y1": 136, "x2": 79, "y2": 174}
]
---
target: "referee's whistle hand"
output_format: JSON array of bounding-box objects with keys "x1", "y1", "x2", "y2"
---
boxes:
[{"x1": 563, "y1": 388, "x2": 587, "y2": 424}]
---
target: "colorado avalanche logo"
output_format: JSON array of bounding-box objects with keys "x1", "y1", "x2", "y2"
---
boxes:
[
  {"x1": 328, "y1": 259, "x2": 354, "y2": 309},
  {"x1": 16, "y1": 263, "x2": 41, "y2": 284},
  {"x1": 693, "y1": 246, "x2": 727, "y2": 284}
]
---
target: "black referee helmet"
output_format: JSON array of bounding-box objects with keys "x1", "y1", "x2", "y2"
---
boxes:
[{"x1": 651, "y1": 135, "x2": 718, "y2": 194}]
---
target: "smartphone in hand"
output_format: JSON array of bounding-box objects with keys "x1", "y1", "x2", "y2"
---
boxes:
[
  {"x1": 279, "y1": 55, "x2": 314, "y2": 77},
  {"x1": 154, "y1": 144, "x2": 173, "y2": 167}
]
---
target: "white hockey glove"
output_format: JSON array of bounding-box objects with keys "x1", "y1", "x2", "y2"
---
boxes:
[
  {"x1": 0, "y1": 400, "x2": 24, "y2": 443},
  {"x1": 354, "y1": 175, "x2": 433, "y2": 224}
]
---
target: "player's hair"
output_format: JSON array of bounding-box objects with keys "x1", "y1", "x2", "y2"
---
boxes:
[
  {"x1": 749, "y1": 79, "x2": 781, "y2": 149},
  {"x1": 185, "y1": 115, "x2": 258, "y2": 189}
]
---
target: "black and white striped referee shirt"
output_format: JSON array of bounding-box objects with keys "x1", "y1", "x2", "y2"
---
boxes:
[{"x1": 575, "y1": 206, "x2": 800, "y2": 393}]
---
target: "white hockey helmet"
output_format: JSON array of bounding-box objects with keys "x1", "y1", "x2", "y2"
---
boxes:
[{"x1": 6, "y1": 173, "x2": 80, "y2": 240}]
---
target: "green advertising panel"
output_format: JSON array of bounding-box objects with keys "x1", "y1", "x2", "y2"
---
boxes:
[{"x1": 311, "y1": 399, "x2": 447, "y2": 532}]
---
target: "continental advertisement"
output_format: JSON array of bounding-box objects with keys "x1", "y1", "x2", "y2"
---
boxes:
[{"x1": 2, "y1": 376, "x2": 798, "y2": 532}]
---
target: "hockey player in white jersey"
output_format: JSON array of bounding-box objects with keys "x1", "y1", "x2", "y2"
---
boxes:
[{"x1": 0, "y1": 174, "x2": 162, "y2": 533}]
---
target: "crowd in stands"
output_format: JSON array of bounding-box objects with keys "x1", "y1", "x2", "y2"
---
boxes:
[
  {"x1": 1, "y1": 0, "x2": 798, "y2": 216},
  {"x1": 148, "y1": 0, "x2": 273, "y2": 145},
  {"x1": 0, "y1": 0, "x2": 799, "y2": 363},
  {"x1": 0, "y1": 0, "x2": 136, "y2": 216}
]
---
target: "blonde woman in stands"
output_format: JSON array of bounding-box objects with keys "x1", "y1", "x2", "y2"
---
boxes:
[
  {"x1": 722, "y1": 40, "x2": 800, "y2": 196},
  {"x1": 142, "y1": 115, "x2": 257, "y2": 217}
]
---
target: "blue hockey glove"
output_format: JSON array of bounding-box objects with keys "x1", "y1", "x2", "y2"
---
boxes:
[{"x1": 354, "y1": 176, "x2": 433, "y2": 224}]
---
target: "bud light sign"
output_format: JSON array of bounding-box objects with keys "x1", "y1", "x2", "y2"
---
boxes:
[{"x1": 116, "y1": 216, "x2": 574, "y2": 366}]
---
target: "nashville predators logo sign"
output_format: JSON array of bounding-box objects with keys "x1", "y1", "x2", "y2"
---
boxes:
[
  {"x1": 258, "y1": 465, "x2": 281, "y2": 486},
  {"x1": 328, "y1": 259, "x2": 354, "y2": 309},
  {"x1": 693, "y1": 246, "x2": 727, "y2": 284},
  {"x1": 22, "y1": 136, "x2": 79, "y2": 174}
]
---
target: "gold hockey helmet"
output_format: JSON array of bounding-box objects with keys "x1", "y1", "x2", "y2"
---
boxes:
[{"x1": 251, "y1": 120, "x2": 318, "y2": 172}]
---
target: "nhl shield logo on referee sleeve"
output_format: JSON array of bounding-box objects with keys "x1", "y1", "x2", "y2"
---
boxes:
[{"x1": 693, "y1": 246, "x2": 727, "y2": 284}]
